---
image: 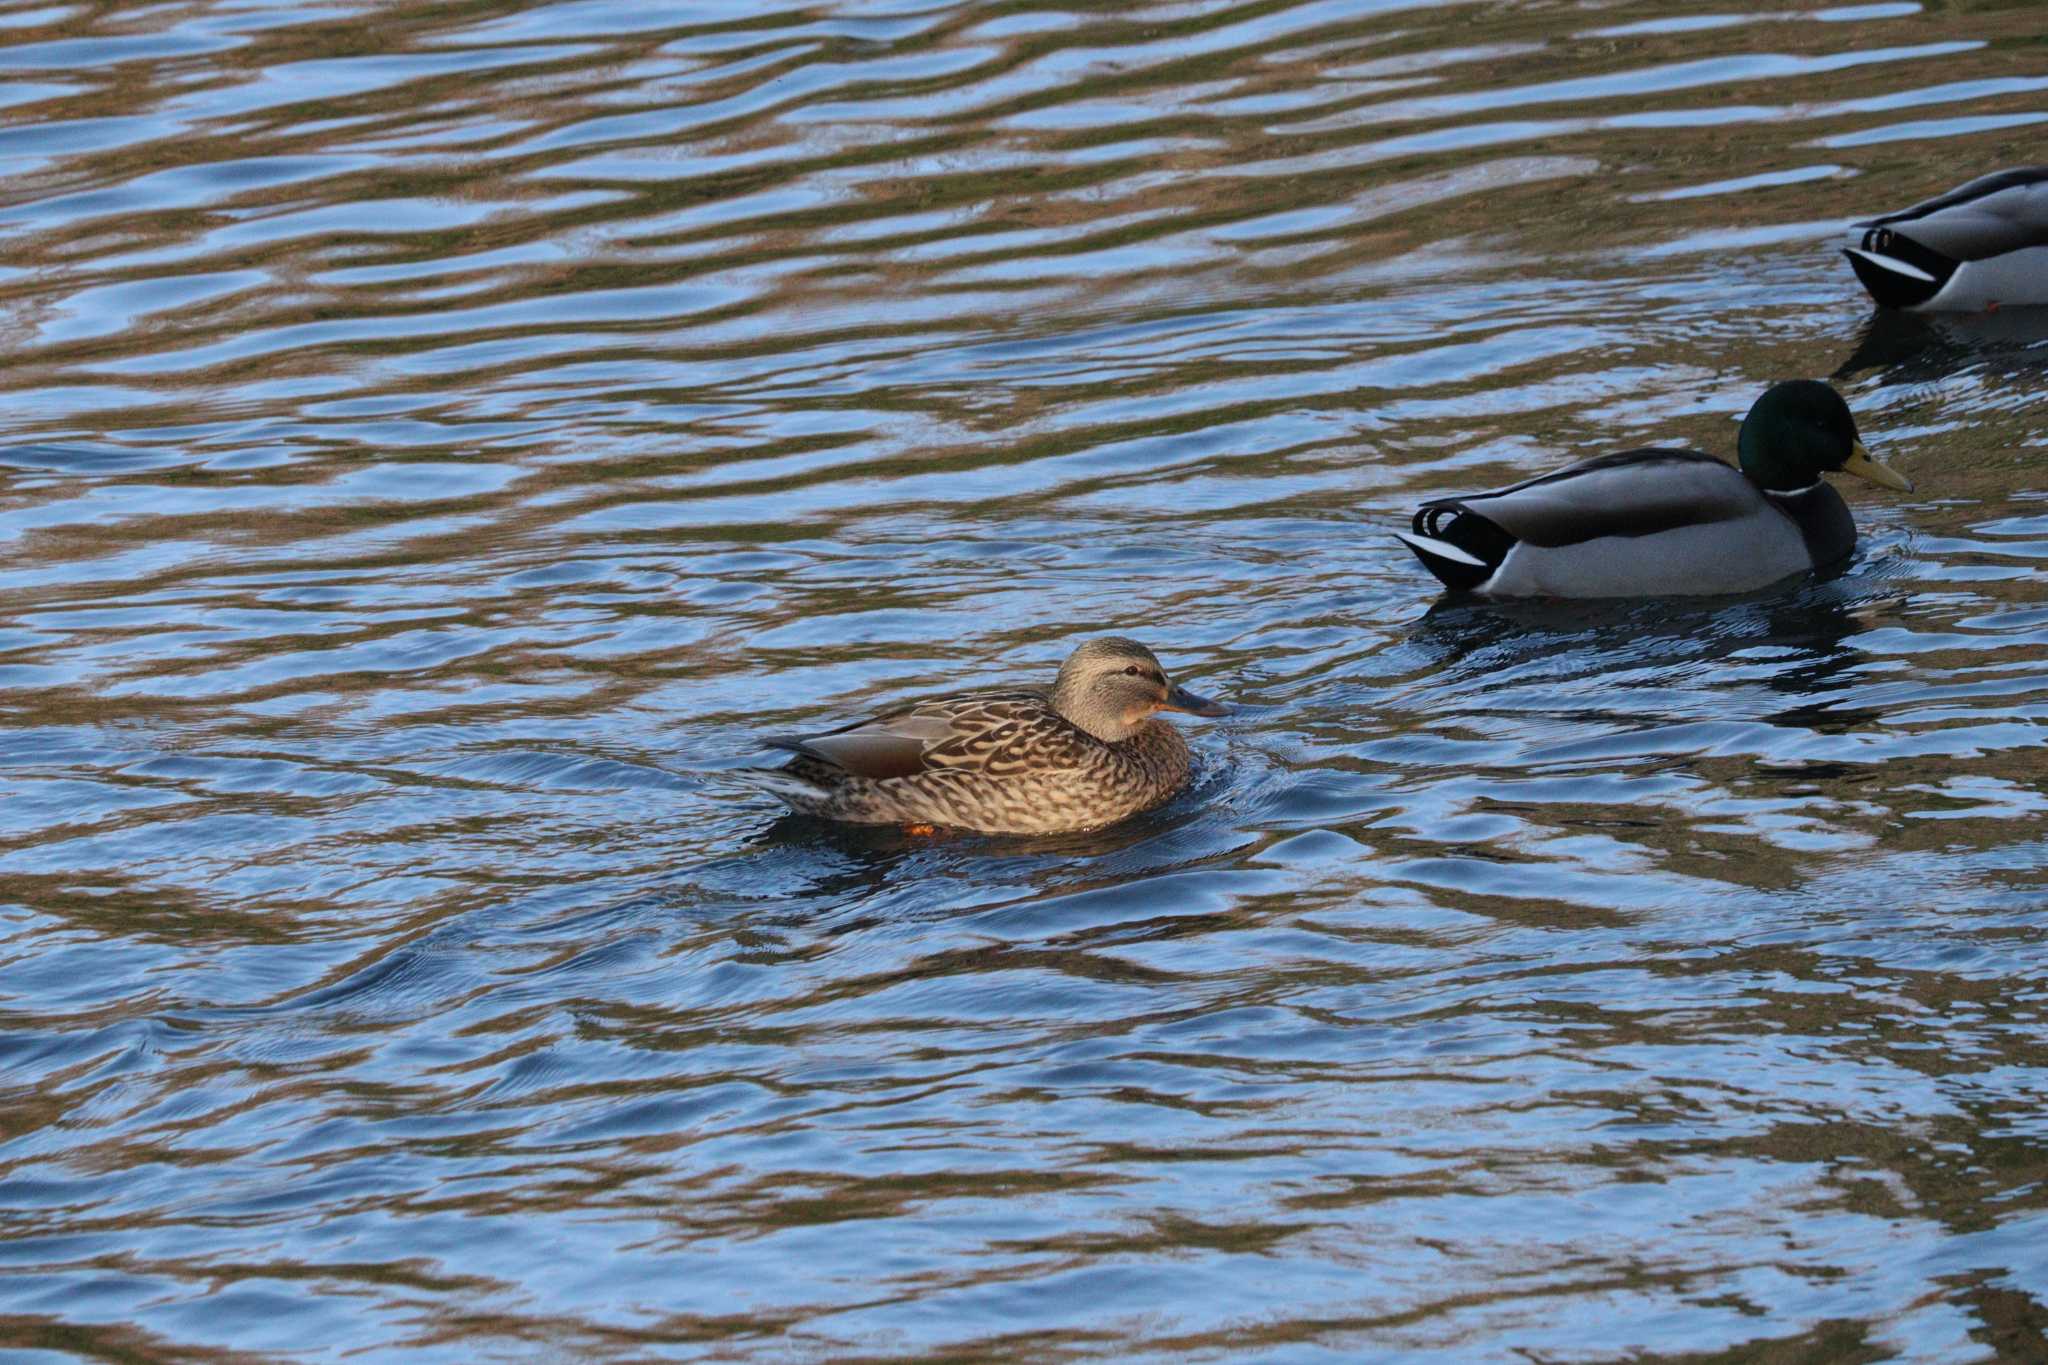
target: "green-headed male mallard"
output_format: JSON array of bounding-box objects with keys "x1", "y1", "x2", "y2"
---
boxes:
[
  {"x1": 747, "y1": 636, "x2": 1226, "y2": 835},
  {"x1": 1844, "y1": 167, "x2": 2048, "y2": 311},
  {"x1": 1396, "y1": 380, "x2": 1913, "y2": 598}
]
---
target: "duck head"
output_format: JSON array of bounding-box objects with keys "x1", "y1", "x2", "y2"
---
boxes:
[
  {"x1": 1737, "y1": 379, "x2": 1913, "y2": 494},
  {"x1": 1051, "y1": 637, "x2": 1226, "y2": 742}
]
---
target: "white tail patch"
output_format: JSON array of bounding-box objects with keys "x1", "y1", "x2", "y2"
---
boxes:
[
  {"x1": 1843, "y1": 247, "x2": 1936, "y2": 284},
  {"x1": 729, "y1": 769, "x2": 829, "y2": 807},
  {"x1": 1394, "y1": 530, "x2": 1487, "y2": 568}
]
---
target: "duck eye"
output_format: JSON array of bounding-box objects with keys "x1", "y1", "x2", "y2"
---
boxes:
[{"x1": 1123, "y1": 665, "x2": 1141, "y2": 676}]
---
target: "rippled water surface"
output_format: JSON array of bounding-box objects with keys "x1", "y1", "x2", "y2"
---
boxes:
[{"x1": 5, "y1": 0, "x2": 2048, "y2": 1358}]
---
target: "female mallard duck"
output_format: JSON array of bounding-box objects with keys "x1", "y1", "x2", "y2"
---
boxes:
[
  {"x1": 1844, "y1": 167, "x2": 2048, "y2": 311},
  {"x1": 1395, "y1": 380, "x2": 1912, "y2": 598},
  {"x1": 748, "y1": 637, "x2": 1226, "y2": 834}
]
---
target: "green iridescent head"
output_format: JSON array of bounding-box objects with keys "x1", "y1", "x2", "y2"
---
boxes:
[{"x1": 1736, "y1": 380, "x2": 1912, "y2": 494}]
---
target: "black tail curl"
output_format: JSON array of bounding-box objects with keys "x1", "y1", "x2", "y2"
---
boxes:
[
  {"x1": 1844, "y1": 227, "x2": 1955, "y2": 310},
  {"x1": 1412, "y1": 502, "x2": 1516, "y2": 586}
]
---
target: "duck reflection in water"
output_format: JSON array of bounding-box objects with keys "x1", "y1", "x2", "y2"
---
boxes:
[
  {"x1": 1835, "y1": 305, "x2": 2048, "y2": 386},
  {"x1": 1408, "y1": 573, "x2": 1888, "y2": 739},
  {"x1": 730, "y1": 767, "x2": 1239, "y2": 932}
]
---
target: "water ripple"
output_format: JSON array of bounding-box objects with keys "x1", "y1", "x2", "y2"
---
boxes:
[{"x1": 1, "y1": 0, "x2": 2046, "y2": 1359}]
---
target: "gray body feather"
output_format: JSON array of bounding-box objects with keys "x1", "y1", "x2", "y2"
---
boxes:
[
  {"x1": 1413, "y1": 449, "x2": 1850, "y2": 598},
  {"x1": 1846, "y1": 167, "x2": 2048, "y2": 310},
  {"x1": 1483, "y1": 505, "x2": 1811, "y2": 597},
  {"x1": 1858, "y1": 168, "x2": 2048, "y2": 262},
  {"x1": 1441, "y1": 450, "x2": 1759, "y2": 546}
]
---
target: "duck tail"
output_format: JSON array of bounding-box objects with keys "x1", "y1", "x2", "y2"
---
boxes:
[
  {"x1": 729, "y1": 765, "x2": 833, "y2": 811},
  {"x1": 1395, "y1": 530, "x2": 1490, "y2": 591},
  {"x1": 1397, "y1": 502, "x2": 1511, "y2": 592},
  {"x1": 1842, "y1": 230, "x2": 1954, "y2": 309}
]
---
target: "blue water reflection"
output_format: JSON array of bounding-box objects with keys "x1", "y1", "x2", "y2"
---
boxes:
[{"x1": 0, "y1": 0, "x2": 2045, "y2": 1358}]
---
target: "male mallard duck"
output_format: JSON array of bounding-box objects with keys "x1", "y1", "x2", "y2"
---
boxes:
[
  {"x1": 1844, "y1": 167, "x2": 2048, "y2": 311},
  {"x1": 747, "y1": 637, "x2": 1226, "y2": 834},
  {"x1": 1395, "y1": 380, "x2": 1912, "y2": 598}
]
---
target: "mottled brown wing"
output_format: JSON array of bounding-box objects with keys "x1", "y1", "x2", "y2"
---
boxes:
[
  {"x1": 916, "y1": 696, "x2": 1094, "y2": 777},
  {"x1": 764, "y1": 688, "x2": 1077, "y2": 781}
]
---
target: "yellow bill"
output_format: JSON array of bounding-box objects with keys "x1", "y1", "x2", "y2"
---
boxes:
[{"x1": 1841, "y1": 440, "x2": 1913, "y2": 492}]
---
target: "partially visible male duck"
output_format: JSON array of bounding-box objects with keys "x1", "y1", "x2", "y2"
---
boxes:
[
  {"x1": 1395, "y1": 380, "x2": 1913, "y2": 598},
  {"x1": 747, "y1": 637, "x2": 1226, "y2": 835},
  {"x1": 1844, "y1": 167, "x2": 2048, "y2": 311}
]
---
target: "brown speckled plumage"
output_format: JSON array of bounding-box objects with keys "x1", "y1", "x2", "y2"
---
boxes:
[{"x1": 749, "y1": 638, "x2": 1225, "y2": 835}]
